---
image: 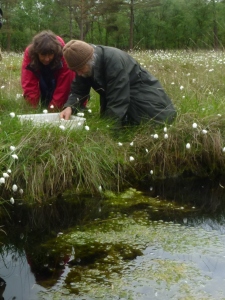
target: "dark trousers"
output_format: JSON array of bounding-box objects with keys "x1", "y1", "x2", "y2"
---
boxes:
[{"x1": 39, "y1": 76, "x2": 56, "y2": 107}]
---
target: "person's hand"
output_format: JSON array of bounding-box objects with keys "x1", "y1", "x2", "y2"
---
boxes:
[{"x1": 60, "y1": 107, "x2": 72, "y2": 120}]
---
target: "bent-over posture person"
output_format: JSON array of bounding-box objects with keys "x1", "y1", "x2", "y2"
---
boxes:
[
  {"x1": 21, "y1": 30, "x2": 76, "y2": 109},
  {"x1": 60, "y1": 40, "x2": 176, "y2": 125}
]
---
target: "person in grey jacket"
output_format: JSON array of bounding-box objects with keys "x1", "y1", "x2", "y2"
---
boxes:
[{"x1": 60, "y1": 40, "x2": 176, "y2": 126}]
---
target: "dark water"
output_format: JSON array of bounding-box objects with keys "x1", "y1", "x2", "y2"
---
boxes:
[{"x1": 1, "y1": 177, "x2": 225, "y2": 300}]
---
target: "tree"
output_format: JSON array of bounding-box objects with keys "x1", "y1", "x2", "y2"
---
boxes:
[
  {"x1": 121, "y1": 0, "x2": 160, "y2": 50},
  {"x1": 0, "y1": 8, "x2": 3, "y2": 29},
  {"x1": 56, "y1": 0, "x2": 96, "y2": 40}
]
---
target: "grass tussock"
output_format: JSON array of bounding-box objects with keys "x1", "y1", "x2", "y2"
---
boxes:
[{"x1": 1, "y1": 50, "x2": 225, "y2": 203}]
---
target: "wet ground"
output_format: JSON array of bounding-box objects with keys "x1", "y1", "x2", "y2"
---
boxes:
[{"x1": 0, "y1": 177, "x2": 225, "y2": 300}]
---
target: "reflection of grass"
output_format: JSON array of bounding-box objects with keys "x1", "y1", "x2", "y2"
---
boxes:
[
  {"x1": 2, "y1": 51, "x2": 225, "y2": 202},
  {"x1": 37, "y1": 194, "x2": 223, "y2": 299}
]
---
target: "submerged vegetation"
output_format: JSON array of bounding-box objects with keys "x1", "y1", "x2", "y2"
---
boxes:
[
  {"x1": 2, "y1": 188, "x2": 223, "y2": 300},
  {"x1": 1, "y1": 50, "x2": 225, "y2": 203}
]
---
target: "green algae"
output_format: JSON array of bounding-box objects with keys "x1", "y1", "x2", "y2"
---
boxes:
[{"x1": 36, "y1": 189, "x2": 225, "y2": 299}]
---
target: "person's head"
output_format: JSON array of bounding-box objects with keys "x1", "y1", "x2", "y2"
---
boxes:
[
  {"x1": 28, "y1": 30, "x2": 63, "y2": 70},
  {"x1": 63, "y1": 40, "x2": 94, "y2": 77}
]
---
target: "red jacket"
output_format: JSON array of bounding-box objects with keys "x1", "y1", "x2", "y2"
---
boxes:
[{"x1": 21, "y1": 36, "x2": 75, "y2": 109}]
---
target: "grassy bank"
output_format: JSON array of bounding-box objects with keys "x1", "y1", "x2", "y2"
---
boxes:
[{"x1": 1, "y1": 50, "x2": 225, "y2": 203}]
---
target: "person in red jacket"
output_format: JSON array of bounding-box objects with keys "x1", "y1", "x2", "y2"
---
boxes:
[{"x1": 21, "y1": 30, "x2": 76, "y2": 109}]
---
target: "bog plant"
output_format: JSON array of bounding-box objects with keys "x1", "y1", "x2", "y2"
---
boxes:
[{"x1": 1, "y1": 50, "x2": 225, "y2": 203}]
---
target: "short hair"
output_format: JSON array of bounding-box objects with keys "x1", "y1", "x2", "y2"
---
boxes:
[
  {"x1": 28, "y1": 30, "x2": 63, "y2": 70},
  {"x1": 86, "y1": 51, "x2": 97, "y2": 69}
]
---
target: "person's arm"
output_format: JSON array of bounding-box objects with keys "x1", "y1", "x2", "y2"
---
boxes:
[
  {"x1": 62, "y1": 76, "x2": 91, "y2": 114},
  {"x1": 49, "y1": 36, "x2": 75, "y2": 109},
  {"x1": 21, "y1": 47, "x2": 40, "y2": 107},
  {"x1": 49, "y1": 57, "x2": 75, "y2": 109}
]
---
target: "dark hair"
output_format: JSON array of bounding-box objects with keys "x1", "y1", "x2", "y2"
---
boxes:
[{"x1": 28, "y1": 30, "x2": 63, "y2": 70}]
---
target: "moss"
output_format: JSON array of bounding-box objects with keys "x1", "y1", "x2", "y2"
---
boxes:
[{"x1": 35, "y1": 191, "x2": 223, "y2": 299}]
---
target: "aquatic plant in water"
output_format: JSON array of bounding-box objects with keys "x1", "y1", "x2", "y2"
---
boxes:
[{"x1": 36, "y1": 189, "x2": 225, "y2": 299}]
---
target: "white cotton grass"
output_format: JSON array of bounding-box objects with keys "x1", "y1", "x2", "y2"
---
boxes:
[
  {"x1": 84, "y1": 125, "x2": 90, "y2": 131},
  {"x1": 153, "y1": 134, "x2": 159, "y2": 139},
  {"x1": 222, "y1": 147, "x2": 225, "y2": 153},
  {"x1": 164, "y1": 134, "x2": 168, "y2": 139},
  {"x1": 118, "y1": 142, "x2": 123, "y2": 146},
  {"x1": 3, "y1": 173, "x2": 9, "y2": 178},
  {"x1": 77, "y1": 112, "x2": 85, "y2": 117},
  {"x1": 186, "y1": 143, "x2": 191, "y2": 149},
  {"x1": 164, "y1": 127, "x2": 167, "y2": 133},
  {"x1": 88, "y1": 109, "x2": 92, "y2": 113},
  {"x1": 19, "y1": 188, "x2": 24, "y2": 195},
  {"x1": 98, "y1": 185, "x2": 102, "y2": 192},
  {"x1": 0, "y1": 177, "x2": 5, "y2": 184},
  {"x1": 202, "y1": 129, "x2": 207, "y2": 134},
  {"x1": 10, "y1": 146, "x2": 16, "y2": 151},
  {"x1": 43, "y1": 109, "x2": 48, "y2": 114},
  {"x1": 9, "y1": 197, "x2": 14, "y2": 204},
  {"x1": 59, "y1": 125, "x2": 65, "y2": 130},
  {"x1": 129, "y1": 156, "x2": 134, "y2": 161},
  {"x1": 150, "y1": 170, "x2": 154, "y2": 175},
  {"x1": 9, "y1": 112, "x2": 15, "y2": 118},
  {"x1": 192, "y1": 123, "x2": 198, "y2": 128},
  {"x1": 130, "y1": 141, "x2": 134, "y2": 146},
  {"x1": 50, "y1": 105, "x2": 54, "y2": 109},
  {"x1": 11, "y1": 154, "x2": 18, "y2": 160},
  {"x1": 12, "y1": 184, "x2": 18, "y2": 192}
]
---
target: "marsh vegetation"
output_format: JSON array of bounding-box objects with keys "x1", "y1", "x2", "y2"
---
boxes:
[
  {"x1": 1, "y1": 49, "x2": 225, "y2": 297},
  {"x1": 1, "y1": 50, "x2": 225, "y2": 203}
]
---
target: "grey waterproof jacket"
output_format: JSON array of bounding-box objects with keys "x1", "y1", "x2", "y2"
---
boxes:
[{"x1": 64, "y1": 45, "x2": 176, "y2": 125}]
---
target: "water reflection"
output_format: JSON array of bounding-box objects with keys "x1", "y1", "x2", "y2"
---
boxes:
[
  {"x1": 1, "y1": 178, "x2": 225, "y2": 299},
  {"x1": 0, "y1": 247, "x2": 45, "y2": 300},
  {"x1": 145, "y1": 176, "x2": 225, "y2": 213},
  {"x1": 0, "y1": 194, "x2": 104, "y2": 299}
]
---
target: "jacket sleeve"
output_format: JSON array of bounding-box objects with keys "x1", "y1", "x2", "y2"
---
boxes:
[
  {"x1": 21, "y1": 47, "x2": 40, "y2": 107},
  {"x1": 48, "y1": 36, "x2": 75, "y2": 109},
  {"x1": 63, "y1": 76, "x2": 91, "y2": 113},
  {"x1": 102, "y1": 53, "x2": 130, "y2": 120},
  {"x1": 49, "y1": 56, "x2": 75, "y2": 109}
]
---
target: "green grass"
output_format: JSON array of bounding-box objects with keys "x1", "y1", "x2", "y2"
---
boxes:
[{"x1": 1, "y1": 50, "x2": 225, "y2": 203}]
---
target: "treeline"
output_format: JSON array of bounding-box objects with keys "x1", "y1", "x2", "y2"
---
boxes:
[{"x1": 0, "y1": 0, "x2": 225, "y2": 51}]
